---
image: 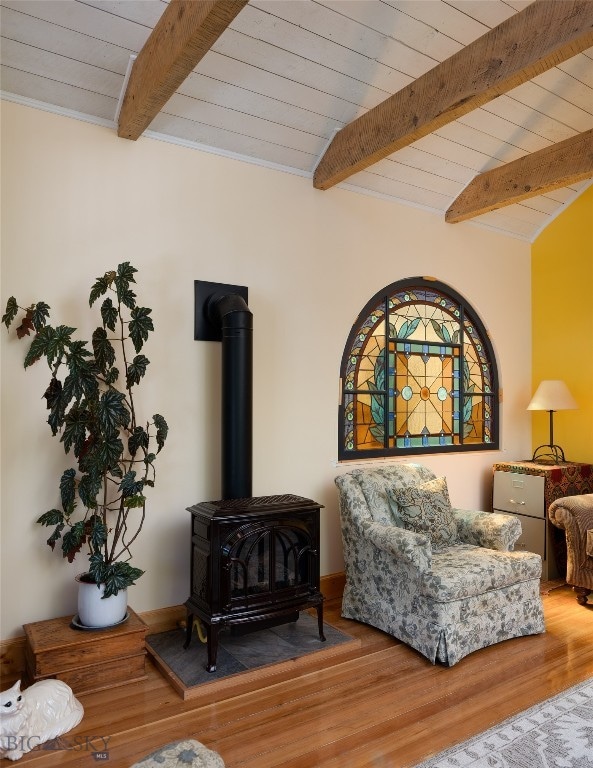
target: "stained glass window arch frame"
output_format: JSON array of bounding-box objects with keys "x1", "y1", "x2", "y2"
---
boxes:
[{"x1": 338, "y1": 276, "x2": 499, "y2": 460}]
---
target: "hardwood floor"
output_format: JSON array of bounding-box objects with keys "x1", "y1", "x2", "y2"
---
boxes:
[{"x1": 6, "y1": 584, "x2": 593, "y2": 767}]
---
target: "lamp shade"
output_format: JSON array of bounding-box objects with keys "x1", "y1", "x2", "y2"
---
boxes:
[{"x1": 527, "y1": 380, "x2": 578, "y2": 411}]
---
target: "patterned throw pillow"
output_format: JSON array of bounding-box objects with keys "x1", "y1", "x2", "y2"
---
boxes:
[
  {"x1": 355, "y1": 465, "x2": 436, "y2": 527},
  {"x1": 388, "y1": 476, "x2": 460, "y2": 549}
]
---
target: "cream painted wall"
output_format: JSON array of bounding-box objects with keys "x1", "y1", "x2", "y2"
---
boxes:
[
  {"x1": 1, "y1": 102, "x2": 532, "y2": 638},
  {"x1": 531, "y1": 185, "x2": 593, "y2": 464}
]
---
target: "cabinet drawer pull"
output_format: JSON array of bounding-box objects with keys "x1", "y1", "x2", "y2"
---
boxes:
[{"x1": 509, "y1": 499, "x2": 526, "y2": 505}]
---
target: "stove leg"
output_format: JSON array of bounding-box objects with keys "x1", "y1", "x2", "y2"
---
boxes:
[
  {"x1": 316, "y1": 603, "x2": 326, "y2": 642},
  {"x1": 206, "y1": 624, "x2": 219, "y2": 672},
  {"x1": 183, "y1": 611, "x2": 194, "y2": 649}
]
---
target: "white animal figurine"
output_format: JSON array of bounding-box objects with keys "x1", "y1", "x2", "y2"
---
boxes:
[{"x1": 0, "y1": 679, "x2": 84, "y2": 761}]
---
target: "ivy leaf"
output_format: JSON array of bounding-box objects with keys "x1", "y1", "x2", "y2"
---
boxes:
[
  {"x1": 98, "y1": 390, "x2": 130, "y2": 432},
  {"x1": 114, "y1": 262, "x2": 137, "y2": 298},
  {"x1": 100, "y1": 297, "x2": 118, "y2": 332},
  {"x1": 42, "y1": 377, "x2": 62, "y2": 410},
  {"x1": 61, "y1": 520, "x2": 86, "y2": 563},
  {"x1": 59, "y1": 468, "x2": 77, "y2": 513},
  {"x1": 119, "y1": 288, "x2": 137, "y2": 310},
  {"x1": 23, "y1": 326, "x2": 54, "y2": 368},
  {"x1": 124, "y1": 494, "x2": 146, "y2": 509},
  {"x1": 126, "y1": 354, "x2": 149, "y2": 387},
  {"x1": 88, "y1": 552, "x2": 109, "y2": 585},
  {"x1": 102, "y1": 561, "x2": 144, "y2": 598},
  {"x1": 77, "y1": 434, "x2": 96, "y2": 472},
  {"x1": 65, "y1": 341, "x2": 98, "y2": 400},
  {"x1": 37, "y1": 509, "x2": 64, "y2": 526},
  {"x1": 114, "y1": 262, "x2": 138, "y2": 309},
  {"x1": 79, "y1": 431, "x2": 120, "y2": 476},
  {"x1": 46, "y1": 325, "x2": 76, "y2": 367},
  {"x1": 104, "y1": 366, "x2": 119, "y2": 385},
  {"x1": 92, "y1": 327, "x2": 115, "y2": 372},
  {"x1": 61, "y1": 404, "x2": 88, "y2": 455},
  {"x1": 24, "y1": 324, "x2": 75, "y2": 368},
  {"x1": 95, "y1": 431, "x2": 124, "y2": 472},
  {"x1": 46, "y1": 523, "x2": 64, "y2": 551},
  {"x1": 62, "y1": 365, "x2": 98, "y2": 403},
  {"x1": 16, "y1": 310, "x2": 35, "y2": 338},
  {"x1": 2, "y1": 296, "x2": 18, "y2": 329},
  {"x1": 128, "y1": 426, "x2": 149, "y2": 456},
  {"x1": 37, "y1": 509, "x2": 65, "y2": 552},
  {"x1": 89, "y1": 271, "x2": 116, "y2": 307},
  {"x1": 66, "y1": 339, "x2": 92, "y2": 368},
  {"x1": 87, "y1": 515, "x2": 107, "y2": 552},
  {"x1": 78, "y1": 471, "x2": 103, "y2": 508},
  {"x1": 119, "y1": 471, "x2": 144, "y2": 498},
  {"x1": 128, "y1": 306, "x2": 153, "y2": 353},
  {"x1": 30, "y1": 302, "x2": 50, "y2": 332},
  {"x1": 46, "y1": 387, "x2": 69, "y2": 436},
  {"x1": 153, "y1": 414, "x2": 168, "y2": 453}
]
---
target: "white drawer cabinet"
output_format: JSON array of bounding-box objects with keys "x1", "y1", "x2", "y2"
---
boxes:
[{"x1": 492, "y1": 471, "x2": 553, "y2": 577}]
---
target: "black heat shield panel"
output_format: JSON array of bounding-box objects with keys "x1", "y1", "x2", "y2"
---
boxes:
[{"x1": 194, "y1": 280, "x2": 248, "y2": 341}]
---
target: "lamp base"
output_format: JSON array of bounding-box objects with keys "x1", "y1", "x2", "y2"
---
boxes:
[{"x1": 531, "y1": 444, "x2": 567, "y2": 464}]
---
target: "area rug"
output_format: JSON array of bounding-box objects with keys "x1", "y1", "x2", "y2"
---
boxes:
[
  {"x1": 540, "y1": 578, "x2": 568, "y2": 595},
  {"x1": 415, "y1": 677, "x2": 593, "y2": 767},
  {"x1": 131, "y1": 739, "x2": 225, "y2": 767},
  {"x1": 146, "y1": 611, "x2": 360, "y2": 699}
]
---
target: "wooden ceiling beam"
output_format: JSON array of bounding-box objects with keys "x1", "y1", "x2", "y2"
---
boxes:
[
  {"x1": 313, "y1": 0, "x2": 593, "y2": 191},
  {"x1": 445, "y1": 129, "x2": 593, "y2": 222},
  {"x1": 118, "y1": 0, "x2": 248, "y2": 141}
]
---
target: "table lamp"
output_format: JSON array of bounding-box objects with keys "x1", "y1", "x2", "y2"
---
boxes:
[{"x1": 527, "y1": 379, "x2": 578, "y2": 463}]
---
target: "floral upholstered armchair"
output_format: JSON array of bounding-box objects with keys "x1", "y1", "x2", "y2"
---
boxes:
[
  {"x1": 335, "y1": 463, "x2": 545, "y2": 666},
  {"x1": 549, "y1": 494, "x2": 593, "y2": 605}
]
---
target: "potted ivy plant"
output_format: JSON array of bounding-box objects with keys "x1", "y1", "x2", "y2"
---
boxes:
[{"x1": 2, "y1": 262, "x2": 168, "y2": 628}]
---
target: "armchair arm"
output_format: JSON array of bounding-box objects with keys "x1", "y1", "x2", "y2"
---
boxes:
[
  {"x1": 363, "y1": 520, "x2": 432, "y2": 572},
  {"x1": 549, "y1": 494, "x2": 593, "y2": 587},
  {"x1": 549, "y1": 494, "x2": 593, "y2": 536},
  {"x1": 452, "y1": 508, "x2": 522, "y2": 551}
]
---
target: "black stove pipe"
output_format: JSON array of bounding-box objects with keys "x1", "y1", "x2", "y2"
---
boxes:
[{"x1": 207, "y1": 292, "x2": 253, "y2": 499}]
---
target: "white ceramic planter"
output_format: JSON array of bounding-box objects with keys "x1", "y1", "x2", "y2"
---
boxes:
[{"x1": 76, "y1": 575, "x2": 127, "y2": 628}]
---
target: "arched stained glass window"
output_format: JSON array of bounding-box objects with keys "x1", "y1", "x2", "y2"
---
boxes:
[{"x1": 339, "y1": 277, "x2": 499, "y2": 460}]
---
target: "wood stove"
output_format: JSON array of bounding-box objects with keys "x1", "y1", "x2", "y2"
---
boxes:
[
  {"x1": 188, "y1": 283, "x2": 325, "y2": 671},
  {"x1": 184, "y1": 493, "x2": 325, "y2": 672}
]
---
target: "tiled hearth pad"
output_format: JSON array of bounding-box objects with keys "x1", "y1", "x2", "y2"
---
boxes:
[{"x1": 146, "y1": 612, "x2": 360, "y2": 700}]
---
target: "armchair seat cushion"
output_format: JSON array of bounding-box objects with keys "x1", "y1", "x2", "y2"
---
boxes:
[
  {"x1": 414, "y1": 578, "x2": 542, "y2": 626},
  {"x1": 420, "y1": 545, "x2": 542, "y2": 602}
]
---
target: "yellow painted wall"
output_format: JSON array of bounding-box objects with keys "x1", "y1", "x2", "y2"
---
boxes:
[{"x1": 531, "y1": 185, "x2": 593, "y2": 464}]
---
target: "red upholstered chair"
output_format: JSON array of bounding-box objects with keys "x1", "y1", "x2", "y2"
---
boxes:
[{"x1": 549, "y1": 494, "x2": 593, "y2": 605}]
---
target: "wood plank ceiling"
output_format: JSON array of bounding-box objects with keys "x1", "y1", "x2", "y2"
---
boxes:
[{"x1": 1, "y1": 0, "x2": 592, "y2": 242}]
